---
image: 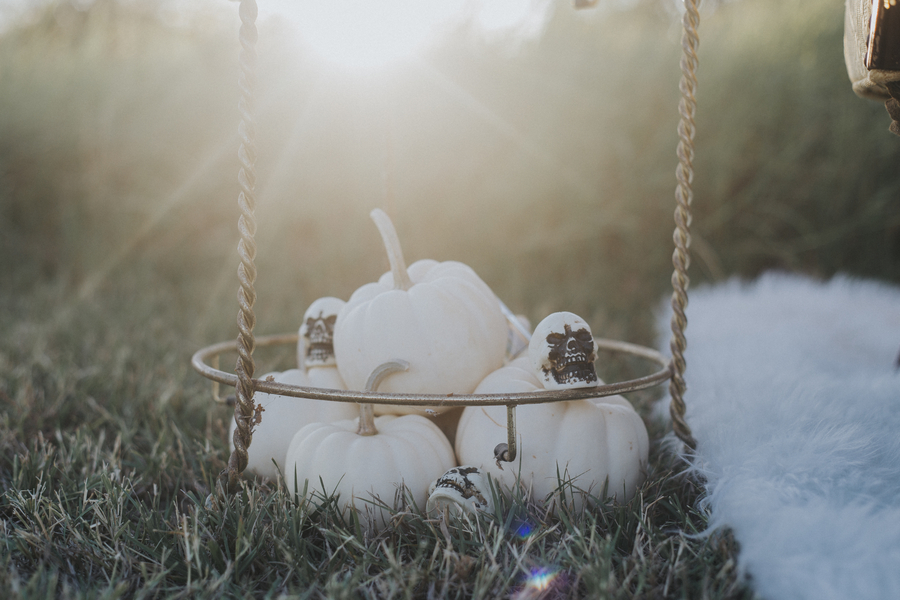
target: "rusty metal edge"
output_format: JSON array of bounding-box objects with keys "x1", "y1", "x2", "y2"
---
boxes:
[{"x1": 191, "y1": 333, "x2": 673, "y2": 408}]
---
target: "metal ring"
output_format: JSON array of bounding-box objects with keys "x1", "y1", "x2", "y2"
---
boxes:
[{"x1": 192, "y1": 333, "x2": 673, "y2": 408}]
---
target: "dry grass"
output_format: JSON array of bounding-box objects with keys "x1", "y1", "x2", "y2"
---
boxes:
[{"x1": 0, "y1": 0, "x2": 897, "y2": 597}]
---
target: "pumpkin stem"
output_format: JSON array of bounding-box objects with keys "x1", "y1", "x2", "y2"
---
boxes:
[
  {"x1": 370, "y1": 208, "x2": 413, "y2": 292},
  {"x1": 357, "y1": 404, "x2": 377, "y2": 436},
  {"x1": 493, "y1": 405, "x2": 518, "y2": 468},
  {"x1": 357, "y1": 359, "x2": 410, "y2": 436}
]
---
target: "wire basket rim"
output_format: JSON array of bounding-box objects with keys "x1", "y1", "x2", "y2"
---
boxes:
[{"x1": 192, "y1": 332, "x2": 673, "y2": 407}]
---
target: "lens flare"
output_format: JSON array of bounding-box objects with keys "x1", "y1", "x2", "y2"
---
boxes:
[
  {"x1": 526, "y1": 567, "x2": 558, "y2": 591},
  {"x1": 266, "y1": 0, "x2": 461, "y2": 72},
  {"x1": 263, "y1": 0, "x2": 553, "y2": 72},
  {"x1": 292, "y1": 1, "x2": 462, "y2": 71},
  {"x1": 515, "y1": 519, "x2": 535, "y2": 539}
]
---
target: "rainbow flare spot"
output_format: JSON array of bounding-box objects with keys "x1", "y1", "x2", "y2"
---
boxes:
[{"x1": 525, "y1": 567, "x2": 558, "y2": 592}]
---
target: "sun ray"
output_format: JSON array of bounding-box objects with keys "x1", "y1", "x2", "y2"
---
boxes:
[
  {"x1": 75, "y1": 131, "x2": 238, "y2": 303},
  {"x1": 73, "y1": 63, "x2": 312, "y2": 306},
  {"x1": 411, "y1": 56, "x2": 598, "y2": 202},
  {"x1": 252, "y1": 75, "x2": 327, "y2": 207}
]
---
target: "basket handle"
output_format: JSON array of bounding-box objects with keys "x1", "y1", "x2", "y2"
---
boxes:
[
  {"x1": 218, "y1": 0, "x2": 260, "y2": 497},
  {"x1": 668, "y1": 0, "x2": 700, "y2": 451}
]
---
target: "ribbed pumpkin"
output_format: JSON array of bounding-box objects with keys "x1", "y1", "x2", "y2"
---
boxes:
[
  {"x1": 283, "y1": 361, "x2": 456, "y2": 531},
  {"x1": 285, "y1": 413, "x2": 456, "y2": 528},
  {"x1": 333, "y1": 209, "x2": 507, "y2": 414},
  {"x1": 454, "y1": 356, "x2": 649, "y2": 509}
]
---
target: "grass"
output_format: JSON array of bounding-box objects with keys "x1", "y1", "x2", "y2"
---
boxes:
[
  {"x1": 1, "y1": 0, "x2": 897, "y2": 597},
  {"x1": 0, "y1": 277, "x2": 745, "y2": 598}
]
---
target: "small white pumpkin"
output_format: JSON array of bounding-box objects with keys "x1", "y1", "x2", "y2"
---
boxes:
[
  {"x1": 298, "y1": 296, "x2": 347, "y2": 390},
  {"x1": 228, "y1": 369, "x2": 357, "y2": 480},
  {"x1": 284, "y1": 361, "x2": 457, "y2": 531},
  {"x1": 529, "y1": 311, "x2": 599, "y2": 390},
  {"x1": 426, "y1": 465, "x2": 494, "y2": 517},
  {"x1": 333, "y1": 209, "x2": 508, "y2": 414},
  {"x1": 455, "y1": 329, "x2": 649, "y2": 509}
]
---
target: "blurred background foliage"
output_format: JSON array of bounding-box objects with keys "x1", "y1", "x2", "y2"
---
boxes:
[{"x1": 0, "y1": 0, "x2": 898, "y2": 356}]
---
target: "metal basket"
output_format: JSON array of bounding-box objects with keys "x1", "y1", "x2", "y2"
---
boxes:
[{"x1": 194, "y1": 0, "x2": 701, "y2": 497}]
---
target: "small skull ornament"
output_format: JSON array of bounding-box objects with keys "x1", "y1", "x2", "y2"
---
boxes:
[
  {"x1": 528, "y1": 311, "x2": 599, "y2": 390},
  {"x1": 299, "y1": 297, "x2": 344, "y2": 369},
  {"x1": 426, "y1": 466, "x2": 494, "y2": 516}
]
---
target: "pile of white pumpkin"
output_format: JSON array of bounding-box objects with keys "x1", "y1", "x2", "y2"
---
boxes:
[{"x1": 230, "y1": 209, "x2": 649, "y2": 528}]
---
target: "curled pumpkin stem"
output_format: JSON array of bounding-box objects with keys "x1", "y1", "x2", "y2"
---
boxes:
[
  {"x1": 370, "y1": 208, "x2": 413, "y2": 292},
  {"x1": 357, "y1": 360, "x2": 410, "y2": 436},
  {"x1": 493, "y1": 405, "x2": 519, "y2": 468}
]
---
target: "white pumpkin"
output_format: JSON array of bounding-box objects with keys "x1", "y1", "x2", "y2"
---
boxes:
[
  {"x1": 455, "y1": 355, "x2": 649, "y2": 509},
  {"x1": 333, "y1": 209, "x2": 508, "y2": 414},
  {"x1": 228, "y1": 369, "x2": 358, "y2": 480},
  {"x1": 284, "y1": 361, "x2": 457, "y2": 531},
  {"x1": 529, "y1": 311, "x2": 599, "y2": 390},
  {"x1": 285, "y1": 413, "x2": 456, "y2": 528},
  {"x1": 298, "y1": 296, "x2": 347, "y2": 390},
  {"x1": 426, "y1": 465, "x2": 494, "y2": 517}
]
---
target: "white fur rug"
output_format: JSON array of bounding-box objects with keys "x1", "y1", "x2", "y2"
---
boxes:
[{"x1": 655, "y1": 272, "x2": 900, "y2": 600}]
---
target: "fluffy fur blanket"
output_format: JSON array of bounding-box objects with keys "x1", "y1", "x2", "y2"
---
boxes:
[{"x1": 655, "y1": 272, "x2": 900, "y2": 600}]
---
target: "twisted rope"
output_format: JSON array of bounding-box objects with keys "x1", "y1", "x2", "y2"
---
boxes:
[
  {"x1": 219, "y1": 0, "x2": 259, "y2": 496},
  {"x1": 668, "y1": 0, "x2": 700, "y2": 451}
]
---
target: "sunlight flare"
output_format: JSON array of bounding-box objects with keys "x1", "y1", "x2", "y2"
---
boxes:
[
  {"x1": 268, "y1": 0, "x2": 552, "y2": 72},
  {"x1": 525, "y1": 567, "x2": 559, "y2": 592},
  {"x1": 288, "y1": 1, "x2": 463, "y2": 71}
]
